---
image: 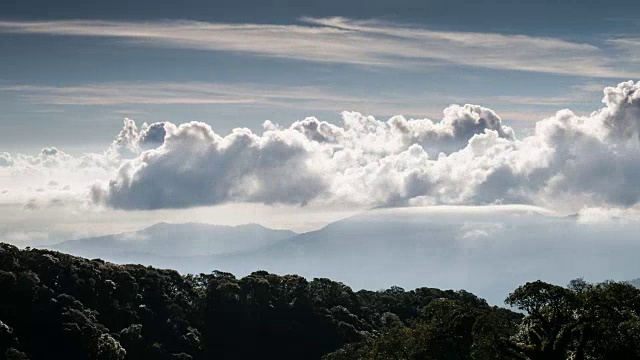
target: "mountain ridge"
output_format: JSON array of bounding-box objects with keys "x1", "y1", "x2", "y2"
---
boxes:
[
  {"x1": 35, "y1": 206, "x2": 640, "y2": 305},
  {"x1": 44, "y1": 221, "x2": 297, "y2": 258}
]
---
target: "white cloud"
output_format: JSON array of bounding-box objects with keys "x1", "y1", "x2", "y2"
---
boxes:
[
  {"x1": 108, "y1": 118, "x2": 167, "y2": 158},
  {"x1": 575, "y1": 206, "x2": 640, "y2": 224},
  {"x1": 3, "y1": 81, "x2": 640, "y2": 215},
  {"x1": 90, "y1": 104, "x2": 517, "y2": 209},
  {"x1": 0, "y1": 118, "x2": 166, "y2": 213},
  {"x1": 92, "y1": 121, "x2": 329, "y2": 209},
  {"x1": 89, "y1": 80, "x2": 640, "y2": 211},
  {"x1": 0, "y1": 146, "x2": 119, "y2": 209},
  {"x1": 0, "y1": 153, "x2": 14, "y2": 167},
  {"x1": 0, "y1": 17, "x2": 636, "y2": 77}
]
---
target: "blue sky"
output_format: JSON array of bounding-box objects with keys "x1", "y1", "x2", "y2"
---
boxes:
[{"x1": 1, "y1": 0, "x2": 639, "y2": 153}]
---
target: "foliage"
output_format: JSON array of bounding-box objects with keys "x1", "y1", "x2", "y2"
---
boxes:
[{"x1": 1, "y1": 243, "x2": 639, "y2": 359}]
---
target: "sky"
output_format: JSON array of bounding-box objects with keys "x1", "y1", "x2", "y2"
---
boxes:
[
  {"x1": 1, "y1": 0, "x2": 640, "y2": 246},
  {"x1": 1, "y1": 0, "x2": 639, "y2": 153}
]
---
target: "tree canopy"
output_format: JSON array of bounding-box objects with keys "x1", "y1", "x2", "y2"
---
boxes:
[{"x1": 1, "y1": 243, "x2": 639, "y2": 359}]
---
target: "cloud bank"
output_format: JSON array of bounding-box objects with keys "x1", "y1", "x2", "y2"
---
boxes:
[
  {"x1": 89, "y1": 103, "x2": 517, "y2": 209},
  {"x1": 3, "y1": 81, "x2": 640, "y2": 213}
]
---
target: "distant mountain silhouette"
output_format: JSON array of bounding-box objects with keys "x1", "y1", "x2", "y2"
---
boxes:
[
  {"x1": 38, "y1": 206, "x2": 640, "y2": 305},
  {"x1": 194, "y1": 206, "x2": 640, "y2": 305},
  {"x1": 44, "y1": 222, "x2": 296, "y2": 258}
]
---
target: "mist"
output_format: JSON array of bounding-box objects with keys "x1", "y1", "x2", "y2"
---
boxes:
[{"x1": 42, "y1": 205, "x2": 640, "y2": 305}]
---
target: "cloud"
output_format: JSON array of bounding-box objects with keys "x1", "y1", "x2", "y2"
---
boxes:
[
  {"x1": 0, "y1": 83, "x2": 261, "y2": 106},
  {"x1": 92, "y1": 121, "x2": 329, "y2": 209},
  {"x1": 108, "y1": 118, "x2": 166, "y2": 158},
  {"x1": 0, "y1": 118, "x2": 167, "y2": 210},
  {"x1": 0, "y1": 144, "x2": 123, "y2": 208},
  {"x1": 3, "y1": 81, "x2": 640, "y2": 214},
  {"x1": 89, "y1": 103, "x2": 519, "y2": 209},
  {"x1": 0, "y1": 82, "x2": 586, "y2": 124},
  {"x1": 608, "y1": 38, "x2": 640, "y2": 61},
  {"x1": 86, "y1": 80, "x2": 640, "y2": 211},
  {"x1": 0, "y1": 153, "x2": 14, "y2": 167},
  {"x1": 0, "y1": 18, "x2": 636, "y2": 77}
]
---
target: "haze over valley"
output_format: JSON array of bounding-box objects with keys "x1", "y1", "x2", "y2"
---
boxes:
[{"x1": 39, "y1": 205, "x2": 640, "y2": 305}]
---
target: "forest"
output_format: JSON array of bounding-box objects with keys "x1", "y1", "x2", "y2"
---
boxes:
[{"x1": 1, "y1": 242, "x2": 640, "y2": 360}]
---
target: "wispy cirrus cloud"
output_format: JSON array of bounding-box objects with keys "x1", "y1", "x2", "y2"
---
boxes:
[
  {"x1": 0, "y1": 82, "x2": 435, "y2": 115},
  {"x1": 608, "y1": 38, "x2": 640, "y2": 61},
  {"x1": 0, "y1": 81, "x2": 601, "y2": 122},
  {"x1": 2, "y1": 82, "x2": 405, "y2": 106},
  {"x1": 0, "y1": 84, "x2": 260, "y2": 105},
  {"x1": 0, "y1": 17, "x2": 636, "y2": 78}
]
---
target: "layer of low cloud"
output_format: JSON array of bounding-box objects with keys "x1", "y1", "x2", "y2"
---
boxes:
[
  {"x1": 0, "y1": 17, "x2": 637, "y2": 77},
  {"x1": 2, "y1": 81, "x2": 640, "y2": 214}
]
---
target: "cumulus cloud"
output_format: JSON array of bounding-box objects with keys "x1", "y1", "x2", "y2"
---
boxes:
[
  {"x1": 86, "y1": 80, "x2": 640, "y2": 211},
  {"x1": 90, "y1": 103, "x2": 517, "y2": 209},
  {"x1": 0, "y1": 118, "x2": 170, "y2": 208},
  {"x1": 108, "y1": 118, "x2": 166, "y2": 158},
  {"x1": 92, "y1": 121, "x2": 328, "y2": 209},
  {"x1": 4, "y1": 81, "x2": 640, "y2": 213},
  {"x1": 0, "y1": 152, "x2": 14, "y2": 167}
]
